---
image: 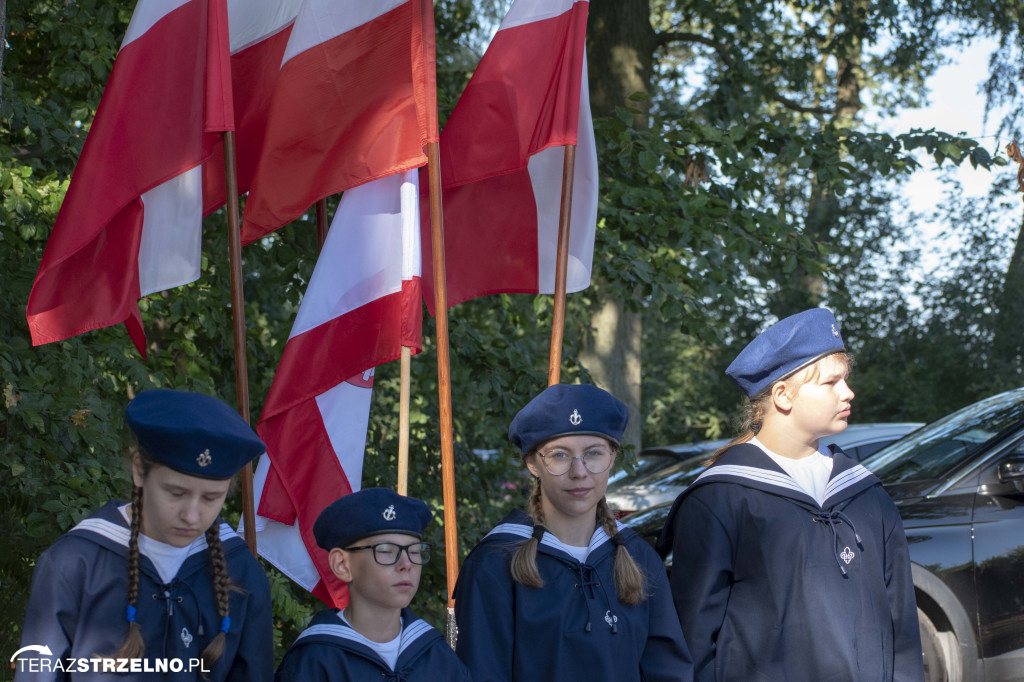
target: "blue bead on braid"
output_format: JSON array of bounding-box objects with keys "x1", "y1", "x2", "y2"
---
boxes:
[
  {"x1": 126, "y1": 605, "x2": 137, "y2": 623},
  {"x1": 220, "y1": 616, "x2": 231, "y2": 634}
]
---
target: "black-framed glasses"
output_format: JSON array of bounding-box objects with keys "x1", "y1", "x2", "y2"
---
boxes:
[
  {"x1": 344, "y1": 541, "x2": 433, "y2": 565},
  {"x1": 537, "y1": 446, "x2": 614, "y2": 476}
]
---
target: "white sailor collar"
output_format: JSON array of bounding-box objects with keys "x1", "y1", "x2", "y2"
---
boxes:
[
  {"x1": 482, "y1": 509, "x2": 625, "y2": 564},
  {"x1": 293, "y1": 608, "x2": 437, "y2": 668},
  {"x1": 691, "y1": 443, "x2": 880, "y2": 509}
]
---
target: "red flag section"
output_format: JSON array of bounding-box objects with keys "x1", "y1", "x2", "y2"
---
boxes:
[
  {"x1": 26, "y1": 0, "x2": 233, "y2": 355},
  {"x1": 201, "y1": 0, "x2": 302, "y2": 216},
  {"x1": 421, "y1": 0, "x2": 597, "y2": 313},
  {"x1": 249, "y1": 171, "x2": 423, "y2": 607},
  {"x1": 240, "y1": 0, "x2": 438, "y2": 245}
]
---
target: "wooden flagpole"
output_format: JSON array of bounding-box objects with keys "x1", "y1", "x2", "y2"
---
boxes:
[
  {"x1": 548, "y1": 144, "x2": 577, "y2": 387},
  {"x1": 222, "y1": 130, "x2": 258, "y2": 556},
  {"x1": 397, "y1": 346, "x2": 412, "y2": 495},
  {"x1": 315, "y1": 198, "x2": 329, "y2": 251},
  {"x1": 425, "y1": 140, "x2": 460, "y2": 643}
]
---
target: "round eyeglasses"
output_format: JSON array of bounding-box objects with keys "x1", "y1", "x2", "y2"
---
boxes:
[
  {"x1": 537, "y1": 447, "x2": 614, "y2": 476},
  {"x1": 344, "y1": 541, "x2": 433, "y2": 566}
]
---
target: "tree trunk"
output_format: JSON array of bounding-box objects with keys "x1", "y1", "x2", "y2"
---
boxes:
[
  {"x1": 994, "y1": 210, "x2": 1024, "y2": 378},
  {"x1": 582, "y1": 1, "x2": 656, "y2": 454},
  {"x1": 770, "y1": 0, "x2": 865, "y2": 320}
]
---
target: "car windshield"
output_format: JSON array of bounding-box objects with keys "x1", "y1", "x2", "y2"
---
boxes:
[
  {"x1": 607, "y1": 453, "x2": 678, "y2": 488},
  {"x1": 863, "y1": 388, "x2": 1024, "y2": 484}
]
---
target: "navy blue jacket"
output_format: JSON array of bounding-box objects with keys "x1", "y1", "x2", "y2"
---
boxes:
[
  {"x1": 275, "y1": 607, "x2": 471, "y2": 681},
  {"x1": 657, "y1": 444, "x2": 923, "y2": 682},
  {"x1": 454, "y1": 509, "x2": 692, "y2": 682},
  {"x1": 16, "y1": 500, "x2": 273, "y2": 681}
]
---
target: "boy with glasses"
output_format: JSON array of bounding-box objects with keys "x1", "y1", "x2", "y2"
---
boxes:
[{"x1": 275, "y1": 488, "x2": 470, "y2": 681}]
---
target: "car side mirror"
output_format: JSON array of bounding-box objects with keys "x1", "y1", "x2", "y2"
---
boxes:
[{"x1": 997, "y1": 458, "x2": 1024, "y2": 494}]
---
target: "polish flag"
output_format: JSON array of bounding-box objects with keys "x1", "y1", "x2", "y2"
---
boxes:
[
  {"x1": 421, "y1": 0, "x2": 597, "y2": 312},
  {"x1": 26, "y1": 0, "x2": 234, "y2": 355},
  {"x1": 246, "y1": 170, "x2": 423, "y2": 607},
  {"x1": 25, "y1": 0, "x2": 303, "y2": 356},
  {"x1": 240, "y1": 0, "x2": 437, "y2": 245}
]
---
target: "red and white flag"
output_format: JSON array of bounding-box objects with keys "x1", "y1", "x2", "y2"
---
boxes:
[
  {"x1": 26, "y1": 0, "x2": 234, "y2": 355},
  {"x1": 246, "y1": 170, "x2": 423, "y2": 607},
  {"x1": 240, "y1": 0, "x2": 437, "y2": 244},
  {"x1": 421, "y1": 0, "x2": 597, "y2": 312},
  {"x1": 25, "y1": 0, "x2": 302, "y2": 356}
]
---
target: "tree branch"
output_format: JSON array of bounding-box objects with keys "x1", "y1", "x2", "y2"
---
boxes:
[{"x1": 656, "y1": 30, "x2": 835, "y2": 116}]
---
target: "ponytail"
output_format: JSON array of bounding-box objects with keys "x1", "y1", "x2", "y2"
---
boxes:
[
  {"x1": 200, "y1": 524, "x2": 231, "y2": 672},
  {"x1": 510, "y1": 478, "x2": 546, "y2": 588},
  {"x1": 114, "y1": 483, "x2": 146, "y2": 659},
  {"x1": 705, "y1": 389, "x2": 772, "y2": 466},
  {"x1": 596, "y1": 497, "x2": 648, "y2": 606}
]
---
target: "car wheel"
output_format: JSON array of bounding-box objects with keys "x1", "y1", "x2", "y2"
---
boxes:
[{"x1": 919, "y1": 607, "x2": 962, "y2": 682}]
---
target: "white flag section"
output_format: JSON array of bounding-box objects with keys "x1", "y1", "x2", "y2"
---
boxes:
[{"x1": 241, "y1": 170, "x2": 423, "y2": 607}]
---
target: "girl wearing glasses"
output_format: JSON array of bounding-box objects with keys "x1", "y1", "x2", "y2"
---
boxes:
[
  {"x1": 453, "y1": 384, "x2": 693, "y2": 682},
  {"x1": 15, "y1": 389, "x2": 273, "y2": 681},
  {"x1": 275, "y1": 487, "x2": 470, "y2": 682}
]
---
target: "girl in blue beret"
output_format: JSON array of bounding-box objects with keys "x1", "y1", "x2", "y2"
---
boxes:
[
  {"x1": 454, "y1": 383, "x2": 693, "y2": 682},
  {"x1": 657, "y1": 308, "x2": 923, "y2": 682},
  {"x1": 15, "y1": 389, "x2": 273, "y2": 682}
]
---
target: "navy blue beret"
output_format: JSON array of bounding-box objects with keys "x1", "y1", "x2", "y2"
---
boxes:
[
  {"x1": 508, "y1": 384, "x2": 629, "y2": 455},
  {"x1": 726, "y1": 308, "x2": 846, "y2": 398},
  {"x1": 125, "y1": 389, "x2": 265, "y2": 479},
  {"x1": 313, "y1": 488, "x2": 433, "y2": 551}
]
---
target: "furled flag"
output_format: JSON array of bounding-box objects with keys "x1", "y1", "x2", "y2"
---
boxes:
[
  {"x1": 25, "y1": 0, "x2": 302, "y2": 356},
  {"x1": 420, "y1": 0, "x2": 597, "y2": 312},
  {"x1": 240, "y1": 0, "x2": 438, "y2": 244},
  {"x1": 247, "y1": 170, "x2": 423, "y2": 607},
  {"x1": 26, "y1": 0, "x2": 234, "y2": 355}
]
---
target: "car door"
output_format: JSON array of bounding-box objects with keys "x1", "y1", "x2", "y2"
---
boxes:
[{"x1": 971, "y1": 429, "x2": 1024, "y2": 678}]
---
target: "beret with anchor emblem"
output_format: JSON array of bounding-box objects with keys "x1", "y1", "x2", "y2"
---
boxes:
[
  {"x1": 726, "y1": 307, "x2": 846, "y2": 398},
  {"x1": 313, "y1": 488, "x2": 433, "y2": 551},
  {"x1": 125, "y1": 389, "x2": 265, "y2": 480},
  {"x1": 508, "y1": 383, "x2": 629, "y2": 455}
]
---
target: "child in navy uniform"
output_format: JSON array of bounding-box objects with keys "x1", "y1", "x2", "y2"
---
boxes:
[
  {"x1": 275, "y1": 487, "x2": 471, "y2": 682},
  {"x1": 454, "y1": 384, "x2": 692, "y2": 682},
  {"x1": 658, "y1": 308, "x2": 923, "y2": 681},
  {"x1": 16, "y1": 389, "x2": 273, "y2": 681}
]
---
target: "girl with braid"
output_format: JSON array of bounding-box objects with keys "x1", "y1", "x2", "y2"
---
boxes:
[
  {"x1": 453, "y1": 384, "x2": 693, "y2": 682},
  {"x1": 16, "y1": 389, "x2": 273, "y2": 681}
]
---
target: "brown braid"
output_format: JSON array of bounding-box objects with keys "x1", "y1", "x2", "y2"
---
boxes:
[
  {"x1": 200, "y1": 523, "x2": 231, "y2": 672},
  {"x1": 509, "y1": 477, "x2": 546, "y2": 588},
  {"x1": 706, "y1": 351, "x2": 853, "y2": 466},
  {"x1": 114, "y1": 483, "x2": 146, "y2": 659},
  {"x1": 596, "y1": 497, "x2": 648, "y2": 605}
]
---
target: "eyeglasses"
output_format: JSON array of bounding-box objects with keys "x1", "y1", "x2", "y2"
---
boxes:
[
  {"x1": 344, "y1": 541, "x2": 433, "y2": 566},
  {"x1": 537, "y1": 447, "x2": 614, "y2": 476}
]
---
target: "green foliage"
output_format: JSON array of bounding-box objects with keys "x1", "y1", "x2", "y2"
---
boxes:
[{"x1": 2, "y1": 0, "x2": 1024, "y2": 673}]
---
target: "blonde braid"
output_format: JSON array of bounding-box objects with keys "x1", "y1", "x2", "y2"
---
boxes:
[
  {"x1": 510, "y1": 478, "x2": 546, "y2": 588},
  {"x1": 596, "y1": 497, "x2": 648, "y2": 606}
]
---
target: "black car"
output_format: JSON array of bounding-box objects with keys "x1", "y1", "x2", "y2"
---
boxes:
[{"x1": 625, "y1": 387, "x2": 1024, "y2": 682}]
